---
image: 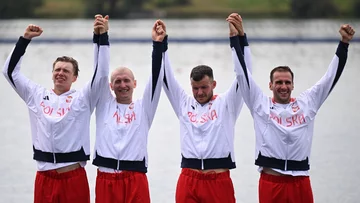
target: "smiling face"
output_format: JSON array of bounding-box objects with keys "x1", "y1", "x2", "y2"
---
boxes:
[
  {"x1": 269, "y1": 67, "x2": 294, "y2": 104},
  {"x1": 52, "y1": 61, "x2": 77, "y2": 95},
  {"x1": 110, "y1": 67, "x2": 136, "y2": 104}
]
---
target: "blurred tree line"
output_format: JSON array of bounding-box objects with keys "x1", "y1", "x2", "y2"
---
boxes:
[
  {"x1": 0, "y1": 0, "x2": 359, "y2": 19},
  {"x1": 84, "y1": 0, "x2": 190, "y2": 18},
  {"x1": 0, "y1": 0, "x2": 43, "y2": 18}
]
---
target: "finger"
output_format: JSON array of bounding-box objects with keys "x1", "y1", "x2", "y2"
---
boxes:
[
  {"x1": 229, "y1": 13, "x2": 238, "y2": 18},
  {"x1": 94, "y1": 14, "x2": 103, "y2": 19},
  {"x1": 104, "y1": 15, "x2": 109, "y2": 20},
  {"x1": 227, "y1": 18, "x2": 237, "y2": 24},
  {"x1": 95, "y1": 18, "x2": 105, "y2": 24},
  {"x1": 157, "y1": 20, "x2": 165, "y2": 27},
  {"x1": 234, "y1": 14, "x2": 242, "y2": 22}
]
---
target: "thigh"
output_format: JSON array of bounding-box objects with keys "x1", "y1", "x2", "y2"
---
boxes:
[
  {"x1": 289, "y1": 177, "x2": 314, "y2": 203},
  {"x1": 200, "y1": 177, "x2": 236, "y2": 203},
  {"x1": 125, "y1": 172, "x2": 150, "y2": 203},
  {"x1": 95, "y1": 172, "x2": 123, "y2": 203},
  {"x1": 175, "y1": 172, "x2": 198, "y2": 203},
  {"x1": 258, "y1": 175, "x2": 287, "y2": 203},
  {"x1": 60, "y1": 168, "x2": 90, "y2": 203},
  {"x1": 34, "y1": 172, "x2": 56, "y2": 203}
]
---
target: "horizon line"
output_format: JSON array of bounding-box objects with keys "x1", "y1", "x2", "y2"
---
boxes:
[{"x1": 1, "y1": 37, "x2": 359, "y2": 44}]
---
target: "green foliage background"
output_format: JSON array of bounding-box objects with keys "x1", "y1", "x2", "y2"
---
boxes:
[{"x1": 0, "y1": 0, "x2": 359, "y2": 19}]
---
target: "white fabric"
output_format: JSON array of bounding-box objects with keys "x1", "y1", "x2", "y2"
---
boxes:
[
  {"x1": 2, "y1": 37, "x2": 109, "y2": 171},
  {"x1": 232, "y1": 41, "x2": 347, "y2": 176},
  {"x1": 162, "y1": 45, "x2": 252, "y2": 169}
]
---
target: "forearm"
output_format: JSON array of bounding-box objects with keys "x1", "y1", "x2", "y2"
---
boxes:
[
  {"x1": 305, "y1": 41, "x2": 348, "y2": 109},
  {"x1": 231, "y1": 36, "x2": 262, "y2": 111},
  {"x1": 3, "y1": 37, "x2": 31, "y2": 81}
]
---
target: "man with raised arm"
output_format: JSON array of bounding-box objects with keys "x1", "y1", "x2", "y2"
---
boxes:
[
  {"x1": 160, "y1": 14, "x2": 251, "y2": 203},
  {"x1": 92, "y1": 20, "x2": 166, "y2": 203},
  {"x1": 228, "y1": 13, "x2": 355, "y2": 203},
  {"x1": 2, "y1": 16, "x2": 110, "y2": 203}
]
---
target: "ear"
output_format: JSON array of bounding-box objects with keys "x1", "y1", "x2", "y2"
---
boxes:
[
  {"x1": 72, "y1": 76, "x2": 78, "y2": 83},
  {"x1": 133, "y1": 80, "x2": 137, "y2": 88},
  {"x1": 212, "y1": 80, "x2": 217, "y2": 89},
  {"x1": 109, "y1": 82, "x2": 114, "y2": 91},
  {"x1": 269, "y1": 81, "x2": 273, "y2": 91}
]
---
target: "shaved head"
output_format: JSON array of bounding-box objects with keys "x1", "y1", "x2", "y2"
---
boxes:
[{"x1": 111, "y1": 67, "x2": 135, "y2": 82}]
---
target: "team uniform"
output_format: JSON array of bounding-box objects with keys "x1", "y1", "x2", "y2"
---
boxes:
[
  {"x1": 162, "y1": 35, "x2": 252, "y2": 203},
  {"x1": 92, "y1": 39, "x2": 165, "y2": 203},
  {"x1": 2, "y1": 33, "x2": 110, "y2": 203},
  {"x1": 230, "y1": 36, "x2": 349, "y2": 202}
]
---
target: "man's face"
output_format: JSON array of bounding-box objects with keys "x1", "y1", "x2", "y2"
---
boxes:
[
  {"x1": 52, "y1": 61, "x2": 77, "y2": 92},
  {"x1": 191, "y1": 75, "x2": 216, "y2": 104},
  {"x1": 110, "y1": 69, "x2": 136, "y2": 104},
  {"x1": 269, "y1": 71, "x2": 294, "y2": 104}
]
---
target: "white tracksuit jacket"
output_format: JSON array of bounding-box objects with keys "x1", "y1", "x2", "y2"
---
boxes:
[
  {"x1": 162, "y1": 35, "x2": 252, "y2": 170},
  {"x1": 2, "y1": 33, "x2": 110, "y2": 171},
  {"x1": 231, "y1": 36, "x2": 349, "y2": 176},
  {"x1": 92, "y1": 39, "x2": 165, "y2": 172}
]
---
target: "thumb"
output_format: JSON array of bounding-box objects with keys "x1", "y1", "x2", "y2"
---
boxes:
[{"x1": 104, "y1": 15, "x2": 109, "y2": 20}]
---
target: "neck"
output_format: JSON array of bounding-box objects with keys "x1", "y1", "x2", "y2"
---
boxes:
[
  {"x1": 116, "y1": 98, "x2": 132, "y2": 104},
  {"x1": 53, "y1": 87, "x2": 70, "y2": 95}
]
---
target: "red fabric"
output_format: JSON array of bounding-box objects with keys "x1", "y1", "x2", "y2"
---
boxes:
[
  {"x1": 176, "y1": 168, "x2": 236, "y2": 203},
  {"x1": 34, "y1": 167, "x2": 90, "y2": 203},
  {"x1": 95, "y1": 170, "x2": 150, "y2": 203},
  {"x1": 259, "y1": 172, "x2": 314, "y2": 203}
]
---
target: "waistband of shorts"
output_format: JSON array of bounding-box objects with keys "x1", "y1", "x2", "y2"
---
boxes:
[
  {"x1": 181, "y1": 168, "x2": 230, "y2": 180},
  {"x1": 97, "y1": 169, "x2": 146, "y2": 180},
  {"x1": 37, "y1": 166, "x2": 85, "y2": 179},
  {"x1": 260, "y1": 172, "x2": 309, "y2": 183}
]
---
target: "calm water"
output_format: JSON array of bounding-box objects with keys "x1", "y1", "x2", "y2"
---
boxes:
[{"x1": 0, "y1": 19, "x2": 359, "y2": 203}]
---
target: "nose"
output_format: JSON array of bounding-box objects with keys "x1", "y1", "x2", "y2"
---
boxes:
[
  {"x1": 280, "y1": 82, "x2": 287, "y2": 89},
  {"x1": 197, "y1": 89, "x2": 203, "y2": 95},
  {"x1": 119, "y1": 81, "x2": 126, "y2": 88},
  {"x1": 58, "y1": 69, "x2": 64, "y2": 75}
]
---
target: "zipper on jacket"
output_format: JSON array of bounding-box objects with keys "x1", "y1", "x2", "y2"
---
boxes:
[
  {"x1": 201, "y1": 130, "x2": 204, "y2": 170},
  {"x1": 116, "y1": 104, "x2": 121, "y2": 170},
  {"x1": 52, "y1": 95, "x2": 59, "y2": 164},
  {"x1": 284, "y1": 140, "x2": 289, "y2": 170}
]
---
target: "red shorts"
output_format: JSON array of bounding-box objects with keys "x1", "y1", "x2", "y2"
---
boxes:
[
  {"x1": 259, "y1": 172, "x2": 314, "y2": 203},
  {"x1": 34, "y1": 167, "x2": 90, "y2": 203},
  {"x1": 95, "y1": 170, "x2": 150, "y2": 203},
  {"x1": 176, "y1": 168, "x2": 236, "y2": 203}
]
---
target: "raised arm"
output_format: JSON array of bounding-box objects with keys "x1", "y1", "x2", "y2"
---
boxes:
[
  {"x1": 302, "y1": 24, "x2": 355, "y2": 112},
  {"x1": 142, "y1": 20, "x2": 166, "y2": 125},
  {"x1": 228, "y1": 13, "x2": 253, "y2": 73},
  {"x1": 227, "y1": 20, "x2": 265, "y2": 113},
  {"x1": 223, "y1": 13, "x2": 256, "y2": 115},
  {"x1": 85, "y1": 15, "x2": 111, "y2": 110},
  {"x1": 2, "y1": 25, "x2": 43, "y2": 104},
  {"x1": 162, "y1": 31, "x2": 188, "y2": 118}
]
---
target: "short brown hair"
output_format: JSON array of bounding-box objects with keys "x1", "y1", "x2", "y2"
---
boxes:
[
  {"x1": 270, "y1": 66, "x2": 294, "y2": 82},
  {"x1": 190, "y1": 65, "x2": 214, "y2": 81},
  {"x1": 52, "y1": 56, "x2": 79, "y2": 77}
]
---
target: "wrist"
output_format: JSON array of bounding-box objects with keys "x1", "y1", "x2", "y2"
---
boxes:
[
  {"x1": 230, "y1": 32, "x2": 238, "y2": 37},
  {"x1": 23, "y1": 34, "x2": 32, "y2": 40},
  {"x1": 341, "y1": 38, "x2": 349, "y2": 44}
]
